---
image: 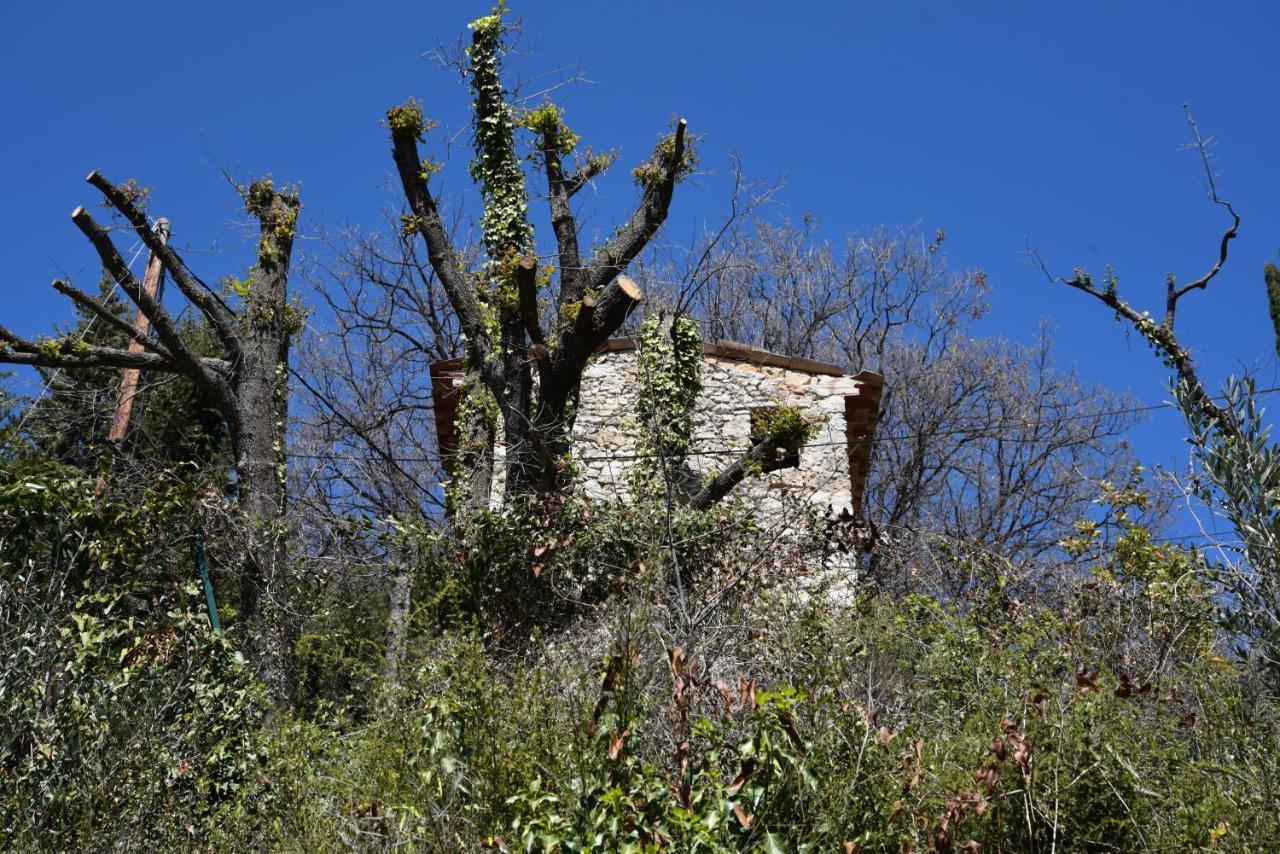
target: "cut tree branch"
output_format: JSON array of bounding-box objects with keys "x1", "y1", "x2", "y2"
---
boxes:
[
  {"x1": 86, "y1": 171, "x2": 241, "y2": 360},
  {"x1": 579, "y1": 119, "x2": 687, "y2": 297},
  {"x1": 515, "y1": 255, "x2": 544, "y2": 347},
  {"x1": 388, "y1": 125, "x2": 487, "y2": 340},
  {"x1": 0, "y1": 323, "x2": 227, "y2": 374},
  {"x1": 557, "y1": 275, "x2": 642, "y2": 373},
  {"x1": 50, "y1": 279, "x2": 171, "y2": 358},
  {"x1": 688, "y1": 437, "x2": 801, "y2": 511},
  {"x1": 70, "y1": 206, "x2": 197, "y2": 371}
]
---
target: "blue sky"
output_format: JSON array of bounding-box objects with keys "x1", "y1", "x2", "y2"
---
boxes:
[{"x1": 4, "y1": 0, "x2": 1280, "y2": 478}]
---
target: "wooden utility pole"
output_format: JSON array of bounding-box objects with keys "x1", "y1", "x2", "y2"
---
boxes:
[{"x1": 105, "y1": 218, "x2": 169, "y2": 445}]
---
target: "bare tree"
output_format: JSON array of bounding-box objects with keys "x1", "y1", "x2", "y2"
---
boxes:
[
  {"x1": 290, "y1": 216, "x2": 466, "y2": 692},
  {"x1": 0, "y1": 173, "x2": 301, "y2": 700}
]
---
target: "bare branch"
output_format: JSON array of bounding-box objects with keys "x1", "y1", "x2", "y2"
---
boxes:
[
  {"x1": 1163, "y1": 106, "x2": 1240, "y2": 327},
  {"x1": 579, "y1": 119, "x2": 688, "y2": 297},
  {"x1": 0, "y1": 324, "x2": 226, "y2": 374},
  {"x1": 86, "y1": 171, "x2": 241, "y2": 358},
  {"x1": 1056, "y1": 265, "x2": 1235, "y2": 434},
  {"x1": 565, "y1": 155, "x2": 612, "y2": 198},
  {"x1": 50, "y1": 279, "x2": 171, "y2": 357},
  {"x1": 388, "y1": 119, "x2": 487, "y2": 339}
]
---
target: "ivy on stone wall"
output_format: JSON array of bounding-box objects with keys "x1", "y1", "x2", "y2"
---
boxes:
[{"x1": 629, "y1": 313, "x2": 703, "y2": 497}]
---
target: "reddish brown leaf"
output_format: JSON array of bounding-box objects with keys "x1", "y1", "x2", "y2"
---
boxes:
[
  {"x1": 668, "y1": 647, "x2": 686, "y2": 676},
  {"x1": 991, "y1": 737, "x2": 1005, "y2": 761},
  {"x1": 728, "y1": 756, "x2": 759, "y2": 794},
  {"x1": 589, "y1": 652, "x2": 628, "y2": 735},
  {"x1": 959, "y1": 841, "x2": 982, "y2": 853},
  {"x1": 715, "y1": 679, "x2": 735, "y2": 713},
  {"x1": 778, "y1": 710, "x2": 804, "y2": 749},
  {"x1": 974, "y1": 763, "x2": 1000, "y2": 793},
  {"x1": 739, "y1": 677, "x2": 758, "y2": 711},
  {"x1": 608, "y1": 729, "x2": 629, "y2": 760},
  {"x1": 844, "y1": 843, "x2": 864, "y2": 854},
  {"x1": 1075, "y1": 664, "x2": 1099, "y2": 694}
]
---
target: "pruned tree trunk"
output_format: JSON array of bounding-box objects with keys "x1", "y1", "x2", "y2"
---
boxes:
[{"x1": 230, "y1": 182, "x2": 299, "y2": 701}]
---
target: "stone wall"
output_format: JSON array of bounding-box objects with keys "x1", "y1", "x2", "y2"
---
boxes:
[{"x1": 490, "y1": 345, "x2": 881, "y2": 515}]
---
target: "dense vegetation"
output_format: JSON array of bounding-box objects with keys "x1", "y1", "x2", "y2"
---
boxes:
[
  {"x1": 4, "y1": 451, "x2": 1279, "y2": 850},
  {"x1": 3, "y1": 5, "x2": 1279, "y2": 851}
]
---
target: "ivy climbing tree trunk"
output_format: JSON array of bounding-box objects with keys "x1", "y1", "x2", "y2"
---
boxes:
[
  {"x1": 0, "y1": 171, "x2": 301, "y2": 704},
  {"x1": 230, "y1": 182, "x2": 300, "y2": 702},
  {"x1": 387, "y1": 4, "x2": 694, "y2": 516}
]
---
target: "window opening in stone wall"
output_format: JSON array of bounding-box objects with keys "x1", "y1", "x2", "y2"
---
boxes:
[{"x1": 750, "y1": 406, "x2": 802, "y2": 469}]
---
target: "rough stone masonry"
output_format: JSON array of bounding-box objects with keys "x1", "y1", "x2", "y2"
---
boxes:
[{"x1": 434, "y1": 339, "x2": 883, "y2": 516}]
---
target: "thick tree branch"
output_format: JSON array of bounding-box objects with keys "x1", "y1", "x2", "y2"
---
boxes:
[
  {"x1": 579, "y1": 119, "x2": 687, "y2": 297},
  {"x1": 388, "y1": 125, "x2": 487, "y2": 341},
  {"x1": 541, "y1": 144, "x2": 584, "y2": 306},
  {"x1": 586, "y1": 275, "x2": 641, "y2": 347},
  {"x1": 0, "y1": 324, "x2": 227, "y2": 374},
  {"x1": 571, "y1": 294, "x2": 597, "y2": 339},
  {"x1": 688, "y1": 437, "x2": 800, "y2": 511},
  {"x1": 69, "y1": 206, "x2": 199, "y2": 372},
  {"x1": 50, "y1": 279, "x2": 171, "y2": 357},
  {"x1": 86, "y1": 171, "x2": 241, "y2": 359},
  {"x1": 557, "y1": 275, "x2": 642, "y2": 375},
  {"x1": 515, "y1": 255, "x2": 544, "y2": 347}
]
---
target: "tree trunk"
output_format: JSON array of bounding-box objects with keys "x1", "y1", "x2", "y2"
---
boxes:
[
  {"x1": 381, "y1": 565, "x2": 412, "y2": 706},
  {"x1": 231, "y1": 181, "x2": 300, "y2": 703}
]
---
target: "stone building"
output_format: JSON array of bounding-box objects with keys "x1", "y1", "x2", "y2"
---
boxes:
[{"x1": 430, "y1": 338, "x2": 883, "y2": 518}]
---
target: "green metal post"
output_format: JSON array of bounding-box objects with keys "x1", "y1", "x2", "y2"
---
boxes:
[{"x1": 193, "y1": 532, "x2": 222, "y2": 633}]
